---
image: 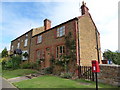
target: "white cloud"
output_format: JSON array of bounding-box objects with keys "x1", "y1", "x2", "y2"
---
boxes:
[
  {"x1": 47, "y1": 0, "x2": 118, "y2": 52},
  {"x1": 1, "y1": 0, "x2": 118, "y2": 52}
]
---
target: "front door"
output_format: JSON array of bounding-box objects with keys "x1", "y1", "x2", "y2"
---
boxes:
[{"x1": 45, "y1": 48, "x2": 51, "y2": 67}]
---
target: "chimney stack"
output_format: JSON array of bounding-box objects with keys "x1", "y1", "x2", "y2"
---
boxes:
[
  {"x1": 44, "y1": 19, "x2": 51, "y2": 30},
  {"x1": 81, "y1": 1, "x2": 89, "y2": 15}
]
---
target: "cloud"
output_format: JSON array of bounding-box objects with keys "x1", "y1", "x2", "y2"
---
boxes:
[{"x1": 1, "y1": 0, "x2": 118, "y2": 53}]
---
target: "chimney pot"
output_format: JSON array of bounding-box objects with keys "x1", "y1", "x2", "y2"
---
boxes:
[{"x1": 81, "y1": 1, "x2": 89, "y2": 15}]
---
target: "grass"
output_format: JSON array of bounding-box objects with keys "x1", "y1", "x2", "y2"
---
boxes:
[
  {"x1": 75, "y1": 79, "x2": 117, "y2": 88},
  {"x1": 13, "y1": 75, "x2": 118, "y2": 88},
  {"x1": 2, "y1": 69, "x2": 37, "y2": 79}
]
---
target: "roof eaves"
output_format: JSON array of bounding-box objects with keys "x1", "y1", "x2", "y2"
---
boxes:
[
  {"x1": 11, "y1": 29, "x2": 33, "y2": 42},
  {"x1": 32, "y1": 17, "x2": 78, "y2": 38}
]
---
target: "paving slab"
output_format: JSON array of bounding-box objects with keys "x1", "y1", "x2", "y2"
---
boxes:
[
  {"x1": 7, "y1": 76, "x2": 30, "y2": 83},
  {"x1": 1, "y1": 77, "x2": 18, "y2": 89}
]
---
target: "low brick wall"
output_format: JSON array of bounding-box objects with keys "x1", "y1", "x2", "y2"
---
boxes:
[{"x1": 98, "y1": 64, "x2": 120, "y2": 86}]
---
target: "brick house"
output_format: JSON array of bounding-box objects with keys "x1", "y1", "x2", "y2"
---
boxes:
[{"x1": 10, "y1": 2, "x2": 101, "y2": 71}]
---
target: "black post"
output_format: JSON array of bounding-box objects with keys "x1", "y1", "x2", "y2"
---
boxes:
[
  {"x1": 78, "y1": 66, "x2": 80, "y2": 78},
  {"x1": 95, "y1": 72, "x2": 98, "y2": 90}
]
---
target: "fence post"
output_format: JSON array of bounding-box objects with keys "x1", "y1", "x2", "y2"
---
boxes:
[{"x1": 78, "y1": 66, "x2": 80, "y2": 78}]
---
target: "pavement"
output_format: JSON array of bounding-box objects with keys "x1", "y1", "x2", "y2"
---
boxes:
[
  {"x1": 7, "y1": 76, "x2": 29, "y2": 83},
  {"x1": 0, "y1": 73, "x2": 42, "y2": 89},
  {"x1": 0, "y1": 76, "x2": 18, "y2": 90}
]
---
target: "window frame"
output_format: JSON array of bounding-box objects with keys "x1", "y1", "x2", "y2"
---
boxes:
[
  {"x1": 36, "y1": 49, "x2": 45, "y2": 60},
  {"x1": 24, "y1": 38, "x2": 28, "y2": 47},
  {"x1": 56, "y1": 26, "x2": 65, "y2": 37},
  {"x1": 17, "y1": 42, "x2": 20, "y2": 49},
  {"x1": 37, "y1": 35, "x2": 42, "y2": 44},
  {"x1": 56, "y1": 45, "x2": 65, "y2": 58},
  {"x1": 11, "y1": 45, "x2": 14, "y2": 51},
  {"x1": 22, "y1": 50, "x2": 28, "y2": 60}
]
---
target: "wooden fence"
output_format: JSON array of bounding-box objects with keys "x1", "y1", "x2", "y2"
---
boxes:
[{"x1": 78, "y1": 66, "x2": 94, "y2": 81}]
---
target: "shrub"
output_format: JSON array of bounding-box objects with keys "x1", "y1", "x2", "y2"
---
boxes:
[
  {"x1": 20, "y1": 63, "x2": 31, "y2": 69},
  {"x1": 0, "y1": 57, "x2": 8, "y2": 63},
  {"x1": 42, "y1": 67, "x2": 53, "y2": 74},
  {"x1": 2, "y1": 55, "x2": 22, "y2": 70},
  {"x1": 60, "y1": 72, "x2": 73, "y2": 79},
  {"x1": 20, "y1": 62, "x2": 37, "y2": 69},
  {"x1": 11, "y1": 55, "x2": 22, "y2": 69},
  {"x1": 5, "y1": 60, "x2": 13, "y2": 69}
]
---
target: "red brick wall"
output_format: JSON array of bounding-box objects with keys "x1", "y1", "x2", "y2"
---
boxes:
[
  {"x1": 30, "y1": 20, "x2": 77, "y2": 68},
  {"x1": 10, "y1": 31, "x2": 32, "y2": 61}
]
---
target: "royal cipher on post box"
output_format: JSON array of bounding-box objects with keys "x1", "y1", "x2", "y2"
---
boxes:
[{"x1": 92, "y1": 60, "x2": 100, "y2": 72}]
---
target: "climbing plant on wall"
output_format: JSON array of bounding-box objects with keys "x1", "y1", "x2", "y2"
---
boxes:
[{"x1": 53, "y1": 32, "x2": 76, "y2": 73}]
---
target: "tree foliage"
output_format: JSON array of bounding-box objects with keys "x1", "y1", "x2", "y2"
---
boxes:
[
  {"x1": 103, "y1": 49, "x2": 120, "y2": 65},
  {"x1": 1, "y1": 47, "x2": 8, "y2": 58}
]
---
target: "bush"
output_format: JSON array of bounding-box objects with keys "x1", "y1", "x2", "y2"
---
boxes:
[
  {"x1": 0, "y1": 57, "x2": 8, "y2": 63},
  {"x1": 60, "y1": 72, "x2": 73, "y2": 79},
  {"x1": 5, "y1": 60, "x2": 13, "y2": 69},
  {"x1": 11, "y1": 55, "x2": 21, "y2": 69},
  {"x1": 20, "y1": 62, "x2": 37, "y2": 69},
  {"x1": 42, "y1": 67, "x2": 53, "y2": 74},
  {"x1": 2, "y1": 55, "x2": 22, "y2": 70}
]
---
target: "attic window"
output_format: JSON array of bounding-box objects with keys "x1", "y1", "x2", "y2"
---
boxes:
[{"x1": 57, "y1": 26, "x2": 65, "y2": 37}]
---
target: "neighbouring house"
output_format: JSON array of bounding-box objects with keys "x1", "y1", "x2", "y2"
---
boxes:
[{"x1": 10, "y1": 2, "x2": 102, "y2": 73}]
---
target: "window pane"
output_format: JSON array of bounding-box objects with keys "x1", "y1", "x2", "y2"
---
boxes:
[
  {"x1": 11, "y1": 45, "x2": 14, "y2": 51},
  {"x1": 37, "y1": 35, "x2": 42, "y2": 43},
  {"x1": 60, "y1": 27, "x2": 62, "y2": 30},
  {"x1": 60, "y1": 46, "x2": 62, "y2": 53},
  {"x1": 57, "y1": 29, "x2": 59, "y2": 37},
  {"x1": 56, "y1": 47, "x2": 59, "y2": 58},
  {"x1": 59, "y1": 30, "x2": 63, "y2": 36},
  {"x1": 37, "y1": 50, "x2": 40, "y2": 59},
  {"x1": 24, "y1": 38, "x2": 28, "y2": 46},
  {"x1": 63, "y1": 46, "x2": 65, "y2": 53},
  {"x1": 17, "y1": 43, "x2": 20, "y2": 49},
  {"x1": 56, "y1": 26, "x2": 65, "y2": 37},
  {"x1": 63, "y1": 28, "x2": 65, "y2": 35}
]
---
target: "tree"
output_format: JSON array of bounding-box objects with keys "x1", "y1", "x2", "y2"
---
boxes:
[
  {"x1": 1, "y1": 47, "x2": 8, "y2": 58},
  {"x1": 103, "y1": 49, "x2": 120, "y2": 65}
]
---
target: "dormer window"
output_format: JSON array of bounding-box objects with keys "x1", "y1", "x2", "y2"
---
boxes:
[
  {"x1": 57, "y1": 26, "x2": 65, "y2": 37},
  {"x1": 37, "y1": 35, "x2": 42, "y2": 44}
]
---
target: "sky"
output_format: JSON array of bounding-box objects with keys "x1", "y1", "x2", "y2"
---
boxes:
[{"x1": 0, "y1": 0, "x2": 119, "y2": 52}]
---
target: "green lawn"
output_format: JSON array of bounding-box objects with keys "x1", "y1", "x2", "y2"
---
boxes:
[
  {"x1": 2, "y1": 69, "x2": 37, "y2": 79},
  {"x1": 13, "y1": 75, "x2": 117, "y2": 88}
]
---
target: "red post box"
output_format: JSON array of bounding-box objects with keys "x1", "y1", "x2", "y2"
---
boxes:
[{"x1": 92, "y1": 60, "x2": 100, "y2": 72}]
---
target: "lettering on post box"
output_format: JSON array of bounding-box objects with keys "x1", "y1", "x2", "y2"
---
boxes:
[{"x1": 92, "y1": 60, "x2": 100, "y2": 72}]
